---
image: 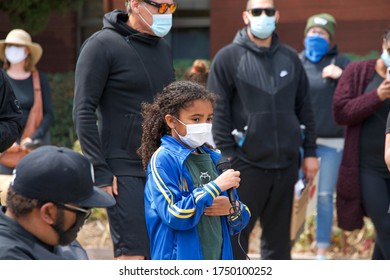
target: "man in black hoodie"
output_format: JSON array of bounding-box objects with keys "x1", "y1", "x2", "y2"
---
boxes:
[
  {"x1": 73, "y1": 0, "x2": 176, "y2": 260},
  {"x1": 208, "y1": 0, "x2": 319, "y2": 260}
]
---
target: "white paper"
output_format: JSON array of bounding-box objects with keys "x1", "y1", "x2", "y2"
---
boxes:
[{"x1": 294, "y1": 179, "x2": 305, "y2": 197}]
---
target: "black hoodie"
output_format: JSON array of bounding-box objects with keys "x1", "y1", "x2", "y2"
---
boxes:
[
  {"x1": 73, "y1": 10, "x2": 175, "y2": 187},
  {"x1": 208, "y1": 28, "x2": 316, "y2": 169}
]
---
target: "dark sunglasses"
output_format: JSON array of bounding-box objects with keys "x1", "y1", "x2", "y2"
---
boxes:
[
  {"x1": 55, "y1": 203, "x2": 92, "y2": 220},
  {"x1": 143, "y1": 0, "x2": 177, "y2": 14},
  {"x1": 247, "y1": 8, "x2": 276, "y2": 17}
]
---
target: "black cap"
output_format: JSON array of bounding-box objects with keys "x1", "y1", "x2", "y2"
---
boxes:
[{"x1": 11, "y1": 146, "x2": 115, "y2": 208}]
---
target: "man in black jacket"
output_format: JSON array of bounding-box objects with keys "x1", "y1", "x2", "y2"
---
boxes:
[
  {"x1": 73, "y1": 0, "x2": 176, "y2": 259},
  {"x1": 0, "y1": 146, "x2": 115, "y2": 260},
  {"x1": 208, "y1": 0, "x2": 319, "y2": 259},
  {"x1": 0, "y1": 70, "x2": 21, "y2": 154}
]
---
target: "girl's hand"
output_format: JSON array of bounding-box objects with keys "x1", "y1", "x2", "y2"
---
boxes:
[
  {"x1": 213, "y1": 169, "x2": 240, "y2": 192},
  {"x1": 204, "y1": 196, "x2": 234, "y2": 216}
]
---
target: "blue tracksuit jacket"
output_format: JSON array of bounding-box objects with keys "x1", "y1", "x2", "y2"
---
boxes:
[{"x1": 144, "y1": 135, "x2": 251, "y2": 259}]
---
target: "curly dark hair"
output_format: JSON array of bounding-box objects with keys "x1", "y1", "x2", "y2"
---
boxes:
[
  {"x1": 6, "y1": 187, "x2": 44, "y2": 218},
  {"x1": 137, "y1": 80, "x2": 216, "y2": 169}
]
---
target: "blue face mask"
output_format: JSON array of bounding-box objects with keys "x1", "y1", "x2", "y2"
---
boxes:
[
  {"x1": 249, "y1": 14, "x2": 276, "y2": 39},
  {"x1": 140, "y1": 4, "x2": 172, "y2": 37},
  {"x1": 304, "y1": 35, "x2": 330, "y2": 63},
  {"x1": 381, "y1": 49, "x2": 390, "y2": 67}
]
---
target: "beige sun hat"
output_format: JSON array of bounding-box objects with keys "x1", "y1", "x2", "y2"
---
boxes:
[{"x1": 0, "y1": 29, "x2": 43, "y2": 66}]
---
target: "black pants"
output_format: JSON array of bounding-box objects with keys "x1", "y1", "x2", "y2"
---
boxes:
[
  {"x1": 106, "y1": 175, "x2": 150, "y2": 258},
  {"x1": 230, "y1": 159, "x2": 298, "y2": 260},
  {"x1": 360, "y1": 170, "x2": 390, "y2": 260}
]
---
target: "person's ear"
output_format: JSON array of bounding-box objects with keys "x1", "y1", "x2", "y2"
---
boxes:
[
  {"x1": 275, "y1": 10, "x2": 280, "y2": 24},
  {"x1": 165, "y1": 114, "x2": 176, "y2": 129},
  {"x1": 130, "y1": 0, "x2": 141, "y2": 14},
  {"x1": 40, "y1": 202, "x2": 57, "y2": 225},
  {"x1": 243, "y1": 11, "x2": 250, "y2": 25},
  {"x1": 24, "y1": 46, "x2": 30, "y2": 55}
]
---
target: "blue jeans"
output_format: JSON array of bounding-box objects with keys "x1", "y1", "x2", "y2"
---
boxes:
[{"x1": 315, "y1": 144, "x2": 342, "y2": 249}]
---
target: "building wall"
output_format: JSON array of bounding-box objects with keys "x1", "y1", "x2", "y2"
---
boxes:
[
  {"x1": 1, "y1": 0, "x2": 388, "y2": 72},
  {"x1": 210, "y1": 0, "x2": 390, "y2": 57},
  {"x1": 0, "y1": 11, "x2": 77, "y2": 73}
]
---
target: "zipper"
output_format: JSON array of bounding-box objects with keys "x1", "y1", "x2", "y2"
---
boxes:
[{"x1": 266, "y1": 55, "x2": 279, "y2": 166}]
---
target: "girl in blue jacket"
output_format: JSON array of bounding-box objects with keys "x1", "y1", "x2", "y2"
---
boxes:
[{"x1": 138, "y1": 81, "x2": 250, "y2": 260}]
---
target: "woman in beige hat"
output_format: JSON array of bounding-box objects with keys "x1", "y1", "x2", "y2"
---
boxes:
[{"x1": 0, "y1": 29, "x2": 53, "y2": 174}]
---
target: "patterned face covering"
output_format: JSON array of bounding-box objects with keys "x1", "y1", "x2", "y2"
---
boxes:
[{"x1": 304, "y1": 35, "x2": 330, "y2": 63}]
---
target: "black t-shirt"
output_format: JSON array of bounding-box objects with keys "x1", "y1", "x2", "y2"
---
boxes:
[{"x1": 360, "y1": 72, "x2": 390, "y2": 178}]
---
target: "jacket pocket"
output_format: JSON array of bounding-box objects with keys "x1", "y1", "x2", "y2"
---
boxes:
[
  {"x1": 241, "y1": 112, "x2": 301, "y2": 162},
  {"x1": 241, "y1": 112, "x2": 274, "y2": 161},
  {"x1": 120, "y1": 113, "x2": 142, "y2": 158}
]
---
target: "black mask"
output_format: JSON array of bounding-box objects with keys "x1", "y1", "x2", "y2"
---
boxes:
[{"x1": 51, "y1": 210, "x2": 86, "y2": 246}]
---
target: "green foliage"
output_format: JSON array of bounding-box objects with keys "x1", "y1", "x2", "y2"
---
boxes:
[
  {"x1": 47, "y1": 72, "x2": 76, "y2": 149},
  {"x1": 0, "y1": 0, "x2": 85, "y2": 35},
  {"x1": 173, "y1": 59, "x2": 194, "y2": 80},
  {"x1": 293, "y1": 213, "x2": 375, "y2": 259}
]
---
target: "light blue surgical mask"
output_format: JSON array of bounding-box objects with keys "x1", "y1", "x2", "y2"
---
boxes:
[
  {"x1": 249, "y1": 13, "x2": 276, "y2": 39},
  {"x1": 304, "y1": 35, "x2": 330, "y2": 63},
  {"x1": 381, "y1": 49, "x2": 390, "y2": 67},
  {"x1": 140, "y1": 4, "x2": 172, "y2": 37}
]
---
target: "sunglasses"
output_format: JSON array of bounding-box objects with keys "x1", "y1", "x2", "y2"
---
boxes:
[
  {"x1": 55, "y1": 203, "x2": 92, "y2": 220},
  {"x1": 143, "y1": 0, "x2": 177, "y2": 14},
  {"x1": 247, "y1": 8, "x2": 276, "y2": 17}
]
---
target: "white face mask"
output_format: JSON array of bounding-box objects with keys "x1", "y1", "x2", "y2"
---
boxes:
[
  {"x1": 174, "y1": 117, "x2": 212, "y2": 148},
  {"x1": 5, "y1": 45, "x2": 28, "y2": 64},
  {"x1": 139, "y1": 3, "x2": 172, "y2": 37}
]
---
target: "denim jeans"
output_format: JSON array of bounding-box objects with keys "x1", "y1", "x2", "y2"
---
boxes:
[{"x1": 315, "y1": 144, "x2": 342, "y2": 249}]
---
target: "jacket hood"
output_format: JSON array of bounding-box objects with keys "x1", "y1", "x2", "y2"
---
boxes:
[
  {"x1": 102, "y1": 9, "x2": 161, "y2": 45},
  {"x1": 233, "y1": 27, "x2": 280, "y2": 55},
  {"x1": 327, "y1": 44, "x2": 339, "y2": 56}
]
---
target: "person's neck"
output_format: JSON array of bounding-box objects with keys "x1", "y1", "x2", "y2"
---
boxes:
[
  {"x1": 6, "y1": 64, "x2": 31, "y2": 80},
  {"x1": 247, "y1": 28, "x2": 272, "y2": 48},
  {"x1": 375, "y1": 58, "x2": 388, "y2": 79}
]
